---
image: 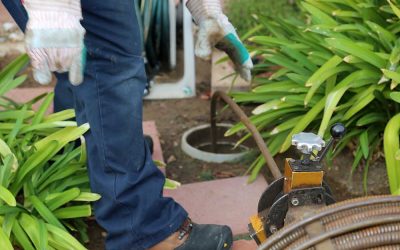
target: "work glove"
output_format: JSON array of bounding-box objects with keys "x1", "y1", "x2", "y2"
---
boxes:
[
  {"x1": 186, "y1": 0, "x2": 253, "y2": 81},
  {"x1": 23, "y1": 0, "x2": 85, "y2": 85}
]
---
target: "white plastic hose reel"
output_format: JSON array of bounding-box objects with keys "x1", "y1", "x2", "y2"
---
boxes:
[{"x1": 145, "y1": 0, "x2": 196, "y2": 100}]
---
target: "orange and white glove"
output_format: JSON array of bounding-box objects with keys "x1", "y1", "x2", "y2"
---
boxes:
[
  {"x1": 23, "y1": 0, "x2": 85, "y2": 85},
  {"x1": 186, "y1": 0, "x2": 253, "y2": 81}
]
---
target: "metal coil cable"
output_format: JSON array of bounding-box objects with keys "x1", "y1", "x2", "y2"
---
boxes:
[
  {"x1": 369, "y1": 246, "x2": 400, "y2": 250},
  {"x1": 258, "y1": 195, "x2": 400, "y2": 250},
  {"x1": 210, "y1": 91, "x2": 282, "y2": 180},
  {"x1": 333, "y1": 224, "x2": 400, "y2": 250}
]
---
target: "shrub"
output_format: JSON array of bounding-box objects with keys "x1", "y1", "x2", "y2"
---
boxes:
[
  {"x1": 228, "y1": 0, "x2": 400, "y2": 194},
  {"x1": 226, "y1": 0, "x2": 298, "y2": 36},
  {"x1": 0, "y1": 54, "x2": 181, "y2": 249},
  {"x1": 0, "y1": 55, "x2": 98, "y2": 249}
]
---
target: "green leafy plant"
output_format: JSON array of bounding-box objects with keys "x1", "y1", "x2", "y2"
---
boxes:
[
  {"x1": 153, "y1": 160, "x2": 181, "y2": 189},
  {"x1": 0, "y1": 54, "x2": 181, "y2": 249},
  {"x1": 228, "y1": 0, "x2": 400, "y2": 194},
  {"x1": 0, "y1": 55, "x2": 99, "y2": 249},
  {"x1": 226, "y1": 0, "x2": 298, "y2": 36}
]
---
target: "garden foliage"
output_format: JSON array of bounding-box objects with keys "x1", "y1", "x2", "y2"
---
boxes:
[
  {"x1": 0, "y1": 55, "x2": 98, "y2": 250},
  {"x1": 226, "y1": 0, "x2": 298, "y2": 36},
  {"x1": 0, "y1": 54, "x2": 181, "y2": 250},
  {"x1": 228, "y1": 0, "x2": 400, "y2": 194}
]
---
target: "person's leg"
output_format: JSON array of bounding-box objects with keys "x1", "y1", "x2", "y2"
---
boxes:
[
  {"x1": 3, "y1": 1, "x2": 231, "y2": 249},
  {"x1": 53, "y1": 77, "x2": 74, "y2": 112},
  {"x1": 72, "y1": 1, "x2": 187, "y2": 249},
  {"x1": 3, "y1": 0, "x2": 187, "y2": 248}
]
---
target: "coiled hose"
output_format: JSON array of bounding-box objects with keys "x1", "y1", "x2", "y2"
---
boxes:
[
  {"x1": 136, "y1": 0, "x2": 172, "y2": 95},
  {"x1": 258, "y1": 195, "x2": 400, "y2": 250},
  {"x1": 137, "y1": 0, "x2": 171, "y2": 74}
]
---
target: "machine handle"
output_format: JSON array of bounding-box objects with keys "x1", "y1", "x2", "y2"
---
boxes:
[
  {"x1": 316, "y1": 123, "x2": 346, "y2": 162},
  {"x1": 330, "y1": 123, "x2": 346, "y2": 139}
]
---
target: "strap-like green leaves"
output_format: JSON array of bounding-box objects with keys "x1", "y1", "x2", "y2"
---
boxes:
[{"x1": 232, "y1": 0, "x2": 400, "y2": 190}]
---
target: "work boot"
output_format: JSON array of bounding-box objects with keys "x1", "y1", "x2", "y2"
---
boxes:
[{"x1": 149, "y1": 218, "x2": 233, "y2": 250}]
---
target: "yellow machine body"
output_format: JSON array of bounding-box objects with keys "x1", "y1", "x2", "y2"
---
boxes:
[
  {"x1": 248, "y1": 215, "x2": 267, "y2": 244},
  {"x1": 283, "y1": 159, "x2": 324, "y2": 193},
  {"x1": 249, "y1": 158, "x2": 325, "y2": 245}
]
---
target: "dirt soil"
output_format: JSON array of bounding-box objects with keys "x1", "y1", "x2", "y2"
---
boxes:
[{"x1": 144, "y1": 58, "x2": 250, "y2": 184}]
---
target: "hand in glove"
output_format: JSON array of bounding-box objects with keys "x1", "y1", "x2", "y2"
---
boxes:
[
  {"x1": 23, "y1": 0, "x2": 85, "y2": 85},
  {"x1": 186, "y1": 0, "x2": 253, "y2": 81}
]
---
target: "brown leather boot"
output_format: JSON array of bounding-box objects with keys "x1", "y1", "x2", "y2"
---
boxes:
[{"x1": 149, "y1": 218, "x2": 233, "y2": 250}]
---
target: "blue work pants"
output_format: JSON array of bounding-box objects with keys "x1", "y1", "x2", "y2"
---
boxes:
[{"x1": 2, "y1": 1, "x2": 188, "y2": 249}]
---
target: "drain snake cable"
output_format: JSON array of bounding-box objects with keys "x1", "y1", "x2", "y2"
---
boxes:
[
  {"x1": 210, "y1": 91, "x2": 282, "y2": 181},
  {"x1": 259, "y1": 195, "x2": 400, "y2": 249}
]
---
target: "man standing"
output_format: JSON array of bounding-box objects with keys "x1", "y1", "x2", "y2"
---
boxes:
[{"x1": 1, "y1": 0, "x2": 252, "y2": 249}]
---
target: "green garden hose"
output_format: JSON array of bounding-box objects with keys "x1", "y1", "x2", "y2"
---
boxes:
[
  {"x1": 136, "y1": 0, "x2": 173, "y2": 95},
  {"x1": 138, "y1": 0, "x2": 171, "y2": 73}
]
